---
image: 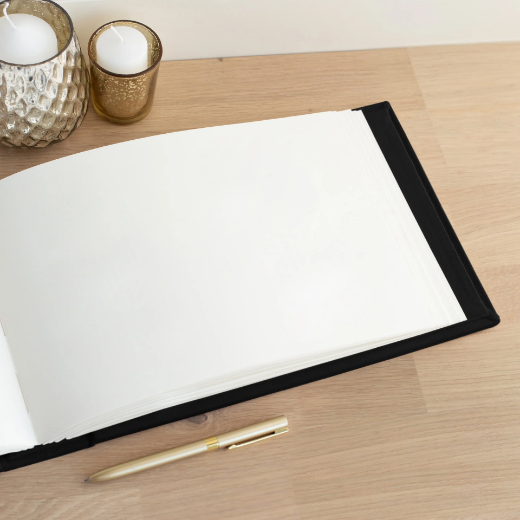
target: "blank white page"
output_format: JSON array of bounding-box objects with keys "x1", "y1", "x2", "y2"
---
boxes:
[
  {"x1": 0, "y1": 112, "x2": 463, "y2": 443},
  {"x1": 342, "y1": 110, "x2": 465, "y2": 323},
  {"x1": 0, "y1": 331, "x2": 37, "y2": 455}
]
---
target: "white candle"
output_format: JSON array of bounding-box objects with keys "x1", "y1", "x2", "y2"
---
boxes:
[
  {"x1": 96, "y1": 25, "x2": 149, "y2": 75},
  {"x1": 0, "y1": 3, "x2": 58, "y2": 65}
]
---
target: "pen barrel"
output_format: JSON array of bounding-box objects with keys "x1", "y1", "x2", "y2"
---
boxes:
[
  {"x1": 88, "y1": 439, "x2": 208, "y2": 482},
  {"x1": 216, "y1": 415, "x2": 288, "y2": 448}
]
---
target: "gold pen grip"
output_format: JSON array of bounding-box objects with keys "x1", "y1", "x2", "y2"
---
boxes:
[{"x1": 87, "y1": 439, "x2": 208, "y2": 482}]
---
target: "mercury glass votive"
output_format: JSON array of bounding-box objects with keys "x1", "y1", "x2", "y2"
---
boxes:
[
  {"x1": 88, "y1": 21, "x2": 162, "y2": 125},
  {"x1": 0, "y1": 0, "x2": 90, "y2": 148}
]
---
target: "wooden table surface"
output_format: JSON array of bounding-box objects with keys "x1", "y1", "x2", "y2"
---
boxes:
[{"x1": 1, "y1": 43, "x2": 519, "y2": 520}]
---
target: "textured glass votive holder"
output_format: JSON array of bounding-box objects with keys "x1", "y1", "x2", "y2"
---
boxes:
[
  {"x1": 88, "y1": 21, "x2": 162, "y2": 125},
  {"x1": 0, "y1": 0, "x2": 90, "y2": 147}
]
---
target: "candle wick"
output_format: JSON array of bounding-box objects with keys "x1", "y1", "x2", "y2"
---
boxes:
[
  {"x1": 110, "y1": 25, "x2": 124, "y2": 43},
  {"x1": 3, "y1": 2, "x2": 17, "y2": 30}
]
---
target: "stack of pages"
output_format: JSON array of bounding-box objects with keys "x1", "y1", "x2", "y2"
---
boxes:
[{"x1": 0, "y1": 109, "x2": 465, "y2": 456}]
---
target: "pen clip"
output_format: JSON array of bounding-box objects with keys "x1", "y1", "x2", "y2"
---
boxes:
[{"x1": 227, "y1": 426, "x2": 289, "y2": 450}]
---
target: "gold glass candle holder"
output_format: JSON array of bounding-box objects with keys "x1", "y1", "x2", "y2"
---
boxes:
[
  {"x1": 0, "y1": 0, "x2": 90, "y2": 147},
  {"x1": 88, "y1": 21, "x2": 162, "y2": 125}
]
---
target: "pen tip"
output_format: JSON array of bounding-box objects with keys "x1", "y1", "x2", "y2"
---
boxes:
[{"x1": 84, "y1": 478, "x2": 90, "y2": 483}]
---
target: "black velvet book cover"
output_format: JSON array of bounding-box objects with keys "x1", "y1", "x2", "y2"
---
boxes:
[{"x1": 0, "y1": 101, "x2": 499, "y2": 473}]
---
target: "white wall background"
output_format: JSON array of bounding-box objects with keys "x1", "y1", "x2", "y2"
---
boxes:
[{"x1": 58, "y1": 0, "x2": 520, "y2": 61}]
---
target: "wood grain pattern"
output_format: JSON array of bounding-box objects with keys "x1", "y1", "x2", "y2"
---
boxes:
[{"x1": 1, "y1": 43, "x2": 519, "y2": 519}]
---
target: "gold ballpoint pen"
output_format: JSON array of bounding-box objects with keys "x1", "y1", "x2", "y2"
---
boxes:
[{"x1": 85, "y1": 415, "x2": 289, "y2": 482}]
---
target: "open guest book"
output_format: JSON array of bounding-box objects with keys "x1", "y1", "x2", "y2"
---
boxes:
[{"x1": 0, "y1": 102, "x2": 499, "y2": 472}]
